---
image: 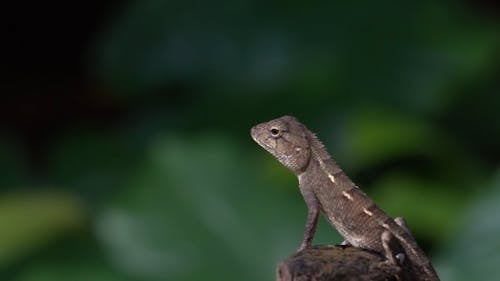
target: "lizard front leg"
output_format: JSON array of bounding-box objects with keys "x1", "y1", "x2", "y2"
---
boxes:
[{"x1": 298, "y1": 186, "x2": 319, "y2": 251}]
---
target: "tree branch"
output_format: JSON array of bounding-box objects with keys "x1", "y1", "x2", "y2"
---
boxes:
[{"x1": 276, "y1": 245, "x2": 400, "y2": 281}]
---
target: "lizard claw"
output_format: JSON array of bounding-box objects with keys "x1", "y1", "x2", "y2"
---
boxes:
[
  {"x1": 395, "y1": 253, "x2": 405, "y2": 265},
  {"x1": 340, "y1": 240, "x2": 352, "y2": 247}
]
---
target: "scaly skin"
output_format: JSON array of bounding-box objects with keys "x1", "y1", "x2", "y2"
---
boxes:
[{"x1": 251, "y1": 115, "x2": 440, "y2": 281}]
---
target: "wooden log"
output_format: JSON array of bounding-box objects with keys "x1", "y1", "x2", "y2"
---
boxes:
[{"x1": 276, "y1": 245, "x2": 400, "y2": 281}]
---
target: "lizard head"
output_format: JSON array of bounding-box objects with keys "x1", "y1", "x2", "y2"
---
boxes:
[{"x1": 251, "y1": 115, "x2": 311, "y2": 175}]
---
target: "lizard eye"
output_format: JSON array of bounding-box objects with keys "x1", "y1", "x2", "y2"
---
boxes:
[{"x1": 270, "y1": 127, "x2": 281, "y2": 137}]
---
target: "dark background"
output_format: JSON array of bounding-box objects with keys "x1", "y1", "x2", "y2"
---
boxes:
[{"x1": 2, "y1": 1, "x2": 500, "y2": 280}]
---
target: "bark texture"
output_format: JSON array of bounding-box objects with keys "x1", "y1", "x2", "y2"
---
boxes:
[{"x1": 276, "y1": 245, "x2": 400, "y2": 281}]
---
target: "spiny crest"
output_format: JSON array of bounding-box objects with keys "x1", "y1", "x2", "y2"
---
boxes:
[{"x1": 305, "y1": 130, "x2": 332, "y2": 162}]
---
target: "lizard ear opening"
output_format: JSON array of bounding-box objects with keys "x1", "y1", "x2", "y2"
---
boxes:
[{"x1": 294, "y1": 147, "x2": 302, "y2": 154}]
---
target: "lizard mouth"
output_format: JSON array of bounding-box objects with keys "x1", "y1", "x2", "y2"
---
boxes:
[
  {"x1": 251, "y1": 123, "x2": 281, "y2": 156},
  {"x1": 257, "y1": 139, "x2": 278, "y2": 154},
  {"x1": 250, "y1": 127, "x2": 260, "y2": 143},
  {"x1": 250, "y1": 127, "x2": 274, "y2": 152}
]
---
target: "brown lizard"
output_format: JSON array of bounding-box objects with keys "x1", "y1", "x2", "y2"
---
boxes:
[{"x1": 251, "y1": 115, "x2": 440, "y2": 281}]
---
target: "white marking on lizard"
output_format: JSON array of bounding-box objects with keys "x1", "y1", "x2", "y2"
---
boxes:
[
  {"x1": 310, "y1": 145, "x2": 339, "y2": 185},
  {"x1": 328, "y1": 173, "x2": 336, "y2": 183},
  {"x1": 363, "y1": 208, "x2": 373, "y2": 216},
  {"x1": 342, "y1": 191, "x2": 353, "y2": 201}
]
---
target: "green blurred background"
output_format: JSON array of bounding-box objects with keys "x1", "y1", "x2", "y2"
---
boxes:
[{"x1": 3, "y1": 0, "x2": 500, "y2": 280}]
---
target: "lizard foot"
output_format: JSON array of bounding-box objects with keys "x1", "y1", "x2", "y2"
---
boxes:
[
  {"x1": 381, "y1": 230, "x2": 405, "y2": 281},
  {"x1": 340, "y1": 240, "x2": 352, "y2": 246},
  {"x1": 395, "y1": 253, "x2": 405, "y2": 264},
  {"x1": 381, "y1": 231, "x2": 401, "y2": 266},
  {"x1": 297, "y1": 242, "x2": 310, "y2": 253}
]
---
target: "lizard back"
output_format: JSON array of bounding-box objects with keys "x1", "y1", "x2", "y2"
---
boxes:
[{"x1": 304, "y1": 127, "x2": 440, "y2": 281}]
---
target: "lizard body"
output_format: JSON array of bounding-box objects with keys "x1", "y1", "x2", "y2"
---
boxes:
[{"x1": 251, "y1": 115, "x2": 439, "y2": 281}]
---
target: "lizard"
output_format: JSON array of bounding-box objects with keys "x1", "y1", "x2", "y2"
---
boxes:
[{"x1": 251, "y1": 115, "x2": 440, "y2": 281}]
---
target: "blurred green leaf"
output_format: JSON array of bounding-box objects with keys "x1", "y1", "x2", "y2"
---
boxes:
[
  {"x1": 14, "y1": 249, "x2": 126, "y2": 281},
  {"x1": 91, "y1": 134, "x2": 319, "y2": 281},
  {"x1": 48, "y1": 131, "x2": 143, "y2": 204},
  {"x1": 436, "y1": 169, "x2": 500, "y2": 281},
  {"x1": 371, "y1": 174, "x2": 468, "y2": 240},
  {"x1": 0, "y1": 191, "x2": 86, "y2": 268},
  {"x1": 341, "y1": 110, "x2": 434, "y2": 168},
  {"x1": 0, "y1": 140, "x2": 25, "y2": 189}
]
